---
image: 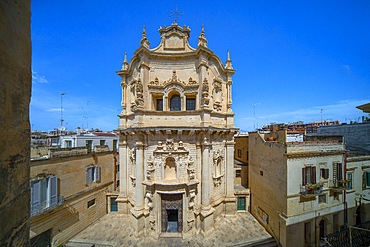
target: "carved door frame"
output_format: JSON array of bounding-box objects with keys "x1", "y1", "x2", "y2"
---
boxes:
[{"x1": 161, "y1": 193, "x2": 183, "y2": 232}]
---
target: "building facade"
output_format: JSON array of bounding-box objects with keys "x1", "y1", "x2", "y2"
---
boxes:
[
  {"x1": 249, "y1": 130, "x2": 347, "y2": 247},
  {"x1": 116, "y1": 22, "x2": 238, "y2": 237},
  {"x1": 30, "y1": 148, "x2": 117, "y2": 246}
]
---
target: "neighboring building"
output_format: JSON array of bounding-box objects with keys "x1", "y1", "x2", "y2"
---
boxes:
[
  {"x1": 234, "y1": 132, "x2": 248, "y2": 186},
  {"x1": 262, "y1": 120, "x2": 340, "y2": 134},
  {"x1": 317, "y1": 123, "x2": 370, "y2": 156},
  {"x1": 249, "y1": 130, "x2": 347, "y2": 247},
  {"x1": 60, "y1": 131, "x2": 118, "y2": 152},
  {"x1": 116, "y1": 22, "x2": 238, "y2": 237},
  {"x1": 346, "y1": 155, "x2": 370, "y2": 225},
  {"x1": 30, "y1": 148, "x2": 117, "y2": 246}
]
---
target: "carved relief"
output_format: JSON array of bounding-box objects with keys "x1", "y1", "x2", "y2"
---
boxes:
[
  {"x1": 213, "y1": 80, "x2": 223, "y2": 111},
  {"x1": 213, "y1": 149, "x2": 224, "y2": 187},
  {"x1": 202, "y1": 78, "x2": 210, "y2": 106},
  {"x1": 145, "y1": 140, "x2": 196, "y2": 182},
  {"x1": 149, "y1": 70, "x2": 198, "y2": 89},
  {"x1": 129, "y1": 149, "x2": 136, "y2": 187},
  {"x1": 130, "y1": 79, "x2": 144, "y2": 111}
]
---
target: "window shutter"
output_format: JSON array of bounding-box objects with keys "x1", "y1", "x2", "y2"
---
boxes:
[
  {"x1": 302, "y1": 167, "x2": 306, "y2": 185},
  {"x1": 325, "y1": 169, "x2": 329, "y2": 179},
  {"x1": 337, "y1": 163, "x2": 343, "y2": 180},
  {"x1": 312, "y1": 166, "x2": 316, "y2": 184},
  {"x1": 31, "y1": 180, "x2": 41, "y2": 214},
  {"x1": 50, "y1": 176, "x2": 58, "y2": 207},
  {"x1": 367, "y1": 172, "x2": 370, "y2": 186},
  {"x1": 333, "y1": 163, "x2": 337, "y2": 181},
  {"x1": 86, "y1": 167, "x2": 93, "y2": 184},
  {"x1": 95, "y1": 166, "x2": 101, "y2": 182}
]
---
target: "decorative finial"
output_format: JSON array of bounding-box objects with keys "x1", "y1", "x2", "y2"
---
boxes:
[
  {"x1": 124, "y1": 52, "x2": 128, "y2": 63},
  {"x1": 121, "y1": 52, "x2": 128, "y2": 70},
  {"x1": 198, "y1": 25, "x2": 208, "y2": 47},
  {"x1": 225, "y1": 50, "x2": 233, "y2": 70},
  {"x1": 169, "y1": 4, "x2": 183, "y2": 24},
  {"x1": 140, "y1": 25, "x2": 150, "y2": 48}
]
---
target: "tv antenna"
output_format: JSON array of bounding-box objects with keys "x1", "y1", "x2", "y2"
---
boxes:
[{"x1": 60, "y1": 92, "x2": 66, "y2": 127}]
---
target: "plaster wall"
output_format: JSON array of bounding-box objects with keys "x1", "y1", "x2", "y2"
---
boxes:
[{"x1": 249, "y1": 132, "x2": 287, "y2": 241}]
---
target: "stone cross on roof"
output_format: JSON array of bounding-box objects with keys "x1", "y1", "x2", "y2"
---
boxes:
[{"x1": 169, "y1": 4, "x2": 183, "y2": 24}]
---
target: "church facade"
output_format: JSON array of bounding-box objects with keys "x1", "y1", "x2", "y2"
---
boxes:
[{"x1": 116, "y1": 22, "x2": 238, "y2": 237}]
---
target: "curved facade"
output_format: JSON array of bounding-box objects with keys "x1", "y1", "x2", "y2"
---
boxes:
[{"x1": 116, "y1": 22, "x2": 238, "y2": 237}]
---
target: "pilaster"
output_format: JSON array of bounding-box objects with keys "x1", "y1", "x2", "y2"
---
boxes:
[{"x1": 225, "y1": 140, "x2": 236, "y2": 215}]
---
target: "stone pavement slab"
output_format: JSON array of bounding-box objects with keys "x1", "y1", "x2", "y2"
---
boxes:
[{"x1": 67, "y1": 212, "x2": 274, "y2": 247}]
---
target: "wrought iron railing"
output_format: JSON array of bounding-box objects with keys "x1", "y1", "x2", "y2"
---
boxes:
[{"x1": 31, "y1": 195, "x2": 64, "y2": 217}]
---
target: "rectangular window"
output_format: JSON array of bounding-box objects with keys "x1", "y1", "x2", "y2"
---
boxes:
[
  {"x1": 333, "y1": 162, "x2": 343, "y2": 181},
  {"x1": 156, "y1": 98, "x2": 163, "y2": 111},
  {"x1": 302, "y1": 166, "x2": 316, "y2": 185},
  {"x1": 65, "y1": 140, "x2": 72, "y2": 148},
  {"x1": 86, "y1": 166, "x2": 101, "y2": 184},
  {"x1": 87, "y1": 199, "x2": 96, "y2": 208},
  {"x1": 237, "y1": 149, "x2": 242, "y2": 158},
  {"x1": 186, "y1": 98, "x2": 196, "y2": 110},
  {"x1": 113, "y1": 139, "x2": 117, "y2": 153},
  {"x1": 320, "y1": 168, "x2": 329, "y2": 179},
  {"x1": 86, "y1": 140, "x2": 93, "y2": 152},
  {"x1": 236, "y1": 170, "x2": 241, "y2": 178},
  {"x1": 100, "y1": 140, "x2": 105, "y2": 146},
  {"x1": 237, "y1": 197, "x2": 246, "y2": 210},
  {"x1": 347, "y1": 173, "x2": 353, "y2": 190},
  {"x1": 30, "y1": 176, "x2": 59, "y2": 217},
  {"x1": 363, "y1": 171, "x2": 370, "y2": 189}
]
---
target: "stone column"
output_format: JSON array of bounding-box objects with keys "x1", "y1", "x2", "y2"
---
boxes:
[
  {"x1": 135, "y1": 141, "x2": 145, "y2": 210},
  {"x1": 130, "y1": 141, "x2": 145, "y2": 234},
  {"x1": 200, "y1": 137, "x2": 215, "y2": 232},
  {"x1": 225, "y1": 140, "x2": 236, "y2": 215},
  {"x1": 201, "y1": 138, "x2": 211, "y2": 208},
  {"x1": 117, "y1": 137, "x2": 129, "y2": 213}
]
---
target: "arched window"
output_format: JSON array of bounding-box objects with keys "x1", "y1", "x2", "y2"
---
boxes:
[{"x1": 170, "y1": 94, "x2": 181, "y2": 111}]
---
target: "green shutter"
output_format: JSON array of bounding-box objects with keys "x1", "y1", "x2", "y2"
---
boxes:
[
  {"x1": 237, "y1": 197, "x2": 246, "y2": 210},
  {"x1": 367, "y1": 172, "x2": 370, "y2": 187}
]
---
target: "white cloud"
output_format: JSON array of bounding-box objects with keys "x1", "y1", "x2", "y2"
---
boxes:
[
  {"x1": 45, "y1": 108, "x2": 62, "y2": 112},
  {"x1": 32, "y1": 70, "x2": 48, "y2": 84}
]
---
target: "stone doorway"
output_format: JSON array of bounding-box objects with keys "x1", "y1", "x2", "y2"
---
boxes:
[{"x1": 161, "y1": 193, "x2": 183, "y2": 233}]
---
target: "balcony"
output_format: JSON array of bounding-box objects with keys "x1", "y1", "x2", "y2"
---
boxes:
[
  {"x1": 300, "y1": 183, "x2": 324, "y2": 198},
  {"x1": 329, "y1": 179, "x2": 350, "y2": 192},
  {"x1": 31, "y1": 195, "x2": 64, "y2": 218}
]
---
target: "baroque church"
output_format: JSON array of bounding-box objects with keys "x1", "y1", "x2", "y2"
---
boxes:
[{"x1": 116, "y1": 22, "x2": 238, "y2": 237}]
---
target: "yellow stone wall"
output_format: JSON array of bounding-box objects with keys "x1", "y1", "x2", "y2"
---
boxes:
[{"x1": 30, "y1": 152, "x2": 115, "y2": 245}]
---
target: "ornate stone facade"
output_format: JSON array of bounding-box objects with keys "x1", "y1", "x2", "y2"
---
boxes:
[{"x1": 116, "y1": 22, "x2": 237, "y2": 237}]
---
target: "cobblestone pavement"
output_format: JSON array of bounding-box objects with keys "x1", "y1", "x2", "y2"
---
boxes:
[{"x1": 67, "y1": 212, "x2": 274, "y2": 247}]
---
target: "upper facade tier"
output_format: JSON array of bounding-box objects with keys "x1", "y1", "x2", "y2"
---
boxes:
[{"x1": 117, "y1": 23, "x2": 236, "y2": 129}]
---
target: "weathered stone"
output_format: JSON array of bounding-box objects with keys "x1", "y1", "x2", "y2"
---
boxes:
[{"x1": 0, "y1": 0, "x2": 31, "y2": 246}]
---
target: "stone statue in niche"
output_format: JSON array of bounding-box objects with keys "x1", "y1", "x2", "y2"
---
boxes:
[
  {"x1": 135, "y1": 80, "x2": 144, "y2": 108},
  {"x1": 146, "y1": 191, "x2": 153, "y2": 209},
  {"x1": 213, "y1": 80, "x2": 222, "y2": 111},
  {"x1": 187, "y1": 156, "x2": 195, "y2": 180}
]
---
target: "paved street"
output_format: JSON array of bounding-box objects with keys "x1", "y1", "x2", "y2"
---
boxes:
[{"x1": 67, "y1": 212, "x2": 274, "y2": 247}]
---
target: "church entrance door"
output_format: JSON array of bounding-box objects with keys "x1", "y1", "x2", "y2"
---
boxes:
[{"x1": 161, "y1": 193, "x2": 183, "y2": 233}]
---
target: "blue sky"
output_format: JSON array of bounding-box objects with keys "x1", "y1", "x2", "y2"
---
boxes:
[{"x1": 31, "y1": 0, "x2": 370, "y2": 132}]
